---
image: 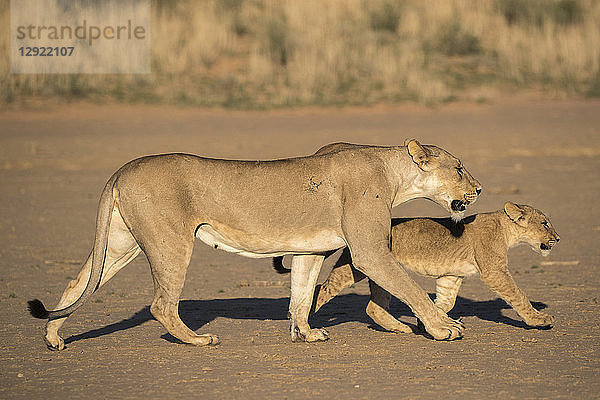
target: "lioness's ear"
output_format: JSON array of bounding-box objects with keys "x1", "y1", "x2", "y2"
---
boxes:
[
  {"x1": 406, "y1": 139, "x2": 439, "y2": 171},
  {"x1": 504, "y1": 202, "x2": 526, "y2": 226}
]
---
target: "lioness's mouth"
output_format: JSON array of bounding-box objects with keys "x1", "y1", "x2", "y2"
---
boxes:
[
  {"x1": 465, "y1": 192, "x2": 479, "y2": 204},
  {"x1": 451, "y1": 200, "x2": 466, "y2": 212}
]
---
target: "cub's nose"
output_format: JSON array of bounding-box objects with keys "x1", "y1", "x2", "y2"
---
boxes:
[{"x1": 476, "y1": 187, "x2": 482, "y2": 196}]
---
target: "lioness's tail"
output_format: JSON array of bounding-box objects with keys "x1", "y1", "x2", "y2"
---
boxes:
[
  {"x1": 28, "y1": 173, "x2": 119, "y2": 320},
  {"x1": 272, "y1": 256, "x2": 291, "y2": 274}
]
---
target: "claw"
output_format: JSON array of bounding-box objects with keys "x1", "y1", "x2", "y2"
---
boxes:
[
  {"x1": 44, "y1": 336, "x2": 64, "y2": 351},
  {"x1": 305, "y1": 328, "x2": 329, "y2": 342},
  {"x1": 207, "y1": 335, "x2": 220, "y2": 346},
  {"x1": 291, "y1": 325, "x2": 306, "y2": 342}
]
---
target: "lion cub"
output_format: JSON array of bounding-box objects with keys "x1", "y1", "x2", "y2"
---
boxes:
[{"x1": 288, "y1": 202, "x2": 560, "y2": 332}]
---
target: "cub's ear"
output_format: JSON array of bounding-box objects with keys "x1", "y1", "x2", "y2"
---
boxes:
[
  {"x1": 406, "y1": 139, "x2": 439, "y2": 171},
  {"x1": 504, "y1": 202, "x2": 527, "y2": 226}
]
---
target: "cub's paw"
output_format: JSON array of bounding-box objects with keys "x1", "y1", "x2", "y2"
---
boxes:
[
  {"x1": 526, "y1": 312, "x2": 554, "y2": 329},
  {"x1": 365, "y1": 301, "x2": 412, "y2": 333},
  {"x1": 188, "y1": 333, "x2": 220, "y2": 346},
  {"x1": 387, "y1": 321, "x2": 413, "y2": 334}
]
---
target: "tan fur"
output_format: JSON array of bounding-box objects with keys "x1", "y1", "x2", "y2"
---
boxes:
[
  {"x1": 31, "y1": 140, "x2": 482, "y2": 350},
  {"x1": 313, "y1": 202, "x2": 560, "y2": 333}
]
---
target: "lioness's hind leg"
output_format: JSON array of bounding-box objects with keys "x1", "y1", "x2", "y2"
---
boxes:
[
  {"x1": 44, "y1": 254, "x2": 92, "y2": 350},
  {"x1": 312, "y1": 249, "x2": 366, "y2": 313},
  {"x1": 145, "y1": 238, "x2": 218, "y2": 347},
  {"x1": 366, "y1": 281, "x2": 412, "y2": 333},
  {"x1": 45, "y1": 206, "x2": 141, "y2": 350},
  {"x1": 289, "y1": 254, "x2": 328, "y2": 342}
]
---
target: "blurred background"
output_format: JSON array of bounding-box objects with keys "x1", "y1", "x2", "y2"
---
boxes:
[{"x1": 2, "y1": 0, "x2": 600, "y2": 108}]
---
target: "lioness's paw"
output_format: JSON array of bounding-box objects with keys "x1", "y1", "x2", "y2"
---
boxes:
[
  {"x1": 44, "y1": 334, "x2": 65, "y2": 351},
  {"x1": 527, "y1": 312, "x2": 554, "y2": 328},
  {"x1": 425, "y1": 315, "x2": 464, "y2": 341},
  {"x1": 291, "y1": 326, "x2": 329, "y2": 342},
  {"x1": 305, "y1": 328, "x2": 329, "y2": 342}
]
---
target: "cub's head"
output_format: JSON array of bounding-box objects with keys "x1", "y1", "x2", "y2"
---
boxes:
[
  {"x1": 406, "y1": 139, "x2": 482, "y2": 221},
  {"x1": 503, "y1": 202, "x2": 560, "y2": 257}
]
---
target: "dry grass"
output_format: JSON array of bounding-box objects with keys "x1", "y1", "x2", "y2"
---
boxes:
[{"x1": 2, "y1": 0, "x2": 600, "y2": 107}]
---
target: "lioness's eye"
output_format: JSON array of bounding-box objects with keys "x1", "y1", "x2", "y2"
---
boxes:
[{"x1": 542, "y1": 221, "x2": 549, "y2": 228}]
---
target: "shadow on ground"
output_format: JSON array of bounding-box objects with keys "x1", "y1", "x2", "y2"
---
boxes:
[{"x1": 64, "y1": 294, "x2": 548, "y2": 346}]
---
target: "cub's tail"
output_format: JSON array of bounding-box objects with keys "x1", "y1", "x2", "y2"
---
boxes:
[
  {"x1": 272, "y1": 256, "x2": 291, "y2": 274},
  {"x1": 27, "y1": 173, "x2": 118, "y2": 320}
]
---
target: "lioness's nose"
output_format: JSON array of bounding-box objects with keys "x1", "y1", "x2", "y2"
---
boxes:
[
  {"x1": 476, "y1": 187, "x2": 482, "y2": 196},
  {"x1": 556, "y1": 236, "x2": 560, "y2": 242}
]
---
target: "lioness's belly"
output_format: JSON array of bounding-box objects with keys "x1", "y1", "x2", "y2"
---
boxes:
[{"x1": 195, "y1": 223, "x2": 346, "y2": 258}]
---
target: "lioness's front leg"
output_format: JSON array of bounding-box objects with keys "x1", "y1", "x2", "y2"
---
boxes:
[
  {"x1": 353, "y1": 252, "x2": 463, "y2": 340},
  {"x1": 289, "y1": 254, "x2": 329, "y2": 342},
  {"x1": 341, "y1": 199, "x2": 463, "y2": 340},
  {"x1": 415, "y1": 275, "x2": 464, "y2": 333}
]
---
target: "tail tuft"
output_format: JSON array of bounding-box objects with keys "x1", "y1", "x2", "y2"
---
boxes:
[
  {"x1": 28, "y1": 299, "x2": 50, "y2": 319},
  {"x1": 272, "y1": 257, "x2": 291, "y2": 274}
]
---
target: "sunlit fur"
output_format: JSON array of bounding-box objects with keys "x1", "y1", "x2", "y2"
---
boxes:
[{"x1": 312, "y1": 203, "x2": 560, "y2": 332}]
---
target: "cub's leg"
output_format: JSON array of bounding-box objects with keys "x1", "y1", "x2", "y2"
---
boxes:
[
  {"x1": 434, "y1": 276, "x2": 463, "y2": 314},
  {"x1": 366, "y1": 281, "x2": 412, "y2": 333},
  {"x1": 45, "y1": 206, "x2": 141, "y2": 350},
  {"x1": 480, "y1": 267, "x2": 554, "y2": 328},
  {"x1": 289, "y1": 254, "x2": 328, "y2": 342},
  {"x1": 312, "y1": 250, "x2": 411, "y2": 333},
  {"x1": 312, "y1": 248, "x2": 366, "y2": 313}
]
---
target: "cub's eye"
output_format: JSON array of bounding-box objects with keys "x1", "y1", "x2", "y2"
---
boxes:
[{"x1": 456, "y1": 167, "x2": 464, "y2": 178}]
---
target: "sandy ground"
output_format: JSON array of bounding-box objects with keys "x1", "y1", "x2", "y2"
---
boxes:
[{"x1": 1, "y1": 99, "x2": 599, "y2": 399}]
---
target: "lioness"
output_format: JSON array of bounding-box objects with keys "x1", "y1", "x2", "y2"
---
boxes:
[
  {"x1": 276, "y1": 202, "x2": 558, "y2": 333},
  {"x1": 28, "y1": 140, "x2": 481, "y2": 350}
]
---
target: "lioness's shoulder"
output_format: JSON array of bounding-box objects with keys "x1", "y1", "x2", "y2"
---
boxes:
[
  {"x1": 314, "y1": 142, "x2": 396, "y2": 157},
  {"x1": 311, "y1": 143, "x2": 399, "y2": 182}
]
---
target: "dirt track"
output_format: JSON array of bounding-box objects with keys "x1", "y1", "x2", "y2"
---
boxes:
[{"x1": 1, "y1": 99, "x2": 599, "y2": 399}]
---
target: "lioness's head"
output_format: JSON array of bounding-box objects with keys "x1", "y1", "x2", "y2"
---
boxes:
[
  {"x1": 504, "y1": 202, "x2": 560, "y2": 257},
  {"x1": 406, "y1": 139, "x2": 482, "y2": 221}
]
